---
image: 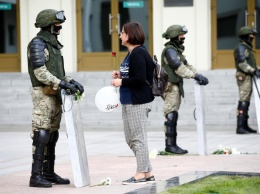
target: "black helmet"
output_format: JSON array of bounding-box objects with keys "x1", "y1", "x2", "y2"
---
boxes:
[{"x1": 35, "y1": 9, "x2": 66, "y2": 28}]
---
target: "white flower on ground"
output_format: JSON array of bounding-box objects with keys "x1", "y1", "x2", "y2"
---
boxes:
[
  {"x1": 231, "y1": 148, "x2": 240, "y2": 155},
  {"x1": 89, "y1": 177, "x2": 112, "y2": 187},
  {"x1": 149, "y1": 149, "x2": 158, "y2": 159},
  {"x1": 100, "y1": 177, "x2": 112, "y2": 186},
  {"x1": 213, "y1": 145, "x2": 236, "y2": 155}
]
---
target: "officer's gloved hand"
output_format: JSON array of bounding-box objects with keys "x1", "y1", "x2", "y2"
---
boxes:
[
  {"x1": 59, "y1": 80, "x2": 78, "y2": 94},
  {"x1": 70, "y1": 79, "x2": 84, "y2": 94},
  {"x1": 194, "y1": 73, "x2": 209, "y2": 85},
  {"x1": 254, "y1": 69, "x2": 260, "y2": 78}
]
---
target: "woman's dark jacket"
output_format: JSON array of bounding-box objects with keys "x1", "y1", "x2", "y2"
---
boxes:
[{"x1": 121, "y1": 45, "x2": 155, "y2": 105}]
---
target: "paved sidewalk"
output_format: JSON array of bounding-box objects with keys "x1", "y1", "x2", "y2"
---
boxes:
[{"x1": 0, "y1": 126, "x2": 260, "y2": 194}]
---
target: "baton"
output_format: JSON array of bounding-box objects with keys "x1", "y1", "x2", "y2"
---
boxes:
[{"x1": 253, "y1": 76, "x2": 260, "y2": 99}]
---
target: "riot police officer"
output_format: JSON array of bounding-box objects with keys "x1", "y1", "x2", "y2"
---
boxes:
[
  {"x1": 27, "y1": 9, "x2": 84, "y2": 187},
  {"x1": 234, "y1": 26, "x2": 260, "y2": 134},
  {"x1": 161, "y1": 25, "x2": 208, "y2": 154}
]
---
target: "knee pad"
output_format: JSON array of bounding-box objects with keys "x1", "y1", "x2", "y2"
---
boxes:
[
  {"x1": 165, "y1": 111, "x2": 178, "y2": 123},
  {"x1": 238, "y1": 101, "x2": 249, "y2": 111},
  {"x1": 32, "y1": 129, "x2": 50, "y2": 148}
]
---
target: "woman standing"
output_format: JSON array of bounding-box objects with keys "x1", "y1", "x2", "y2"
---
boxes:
[{"x1": 110, "y1": 22, "x2": 155, "y2": 185}]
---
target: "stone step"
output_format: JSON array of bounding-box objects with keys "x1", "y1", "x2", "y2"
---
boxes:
[{"x1": 0, "y1": 70, "x2": 258, "y2": 127}]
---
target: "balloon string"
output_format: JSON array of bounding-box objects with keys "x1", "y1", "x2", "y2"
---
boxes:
[{"x1": 114, "y1": 86, "x2": 118, "y2": 93}]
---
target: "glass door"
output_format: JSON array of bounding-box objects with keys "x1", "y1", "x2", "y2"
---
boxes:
[
  {"x1": 211, "y1": 0, "x2": 260, "y2": 69},
  {"x1": 0, "y1": 0, "x2": 20, "y2": 72},
  {"x1": 252, "y1": 0, "x2": 260, "y2": 64},
  {"x1": 76, "y1": 0, "x2": 152, "y2": 71}
]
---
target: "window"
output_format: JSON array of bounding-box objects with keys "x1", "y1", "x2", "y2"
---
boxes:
[{"x1": 164, "y1": 0, "x2": 193, "y2": 7}]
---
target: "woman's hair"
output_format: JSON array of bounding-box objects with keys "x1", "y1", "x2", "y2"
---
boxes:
[{"x1": 123, "y1": 22, "x2": 145, "y2": 45}]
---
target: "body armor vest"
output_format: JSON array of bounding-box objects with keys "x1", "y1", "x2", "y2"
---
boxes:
[
  {"x1": 27, "y1": 30, "x2": 65, "y2": 87},
  {"x1": 234, "y1": 41, "x2": 257, "y2": 74},
  {"x1": 161, "y1": 42, "x2": 185, "y2": 97}
]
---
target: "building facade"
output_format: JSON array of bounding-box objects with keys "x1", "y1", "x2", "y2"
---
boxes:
[{"x1": 0, "y1": 0, "x2": 259, "y2": 73}]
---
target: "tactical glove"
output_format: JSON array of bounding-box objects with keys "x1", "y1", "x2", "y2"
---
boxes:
[
  {"x1": 70, "y1": 79, "x2": 84, "y2": 94},
  {"x1": 254, "y1": 69, "x2": 260, "y2": 78},
  {"x1": 59, "y1": 80, "x2": 78, "y2": 94},
  {"x1": 194, "y1": 74, "x2": 209, "y2": 85}
]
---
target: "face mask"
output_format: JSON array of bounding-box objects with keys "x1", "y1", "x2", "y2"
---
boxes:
[
  {"x1": 51, "y1": 25, "x2": 62, "y2": 35},
  {"x1": 240, "y1": 34, "x2": 253, "y2": 44},
  {"x1": 54, "y1": 25, "x2": 62, "y2": 33},
  {"x1": 179, "y1": 37, "x2": 185, "y2": 44}
]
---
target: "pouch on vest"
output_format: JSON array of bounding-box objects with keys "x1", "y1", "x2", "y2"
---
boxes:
[
  {"x1": 42, "y1": 85, "x2": 58, "y2": 95},
  {"x1": 236, "y1": 71, "x2": 246, "y2": 81}
]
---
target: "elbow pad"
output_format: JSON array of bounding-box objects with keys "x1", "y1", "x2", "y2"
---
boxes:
[
  {"x1": 165, "y1": 48, "x2": 181, "y2": 70},
  {"x1": 235, "y1": 45, "x2": 246, "y2": 63},
  {"x1": 29, "y1": 39, "x2": 47, "y2": 70}
]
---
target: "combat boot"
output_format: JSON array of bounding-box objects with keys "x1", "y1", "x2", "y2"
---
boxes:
[
  {"x1": 236, "y1": 114, "x2": 250, "y2": 134},
  {"x1": 236, "y1": 101, "x2": 256, "y2": 134},
  {"x1": 43, "y1": 131, "x2": 70, "y2": 184},
  {"x1": 29, "y1": 130, "x2": 52, "y2": 188},
  {"x1": 245, "y1": 115, "x2": 257, "y2": 133},
  {"x1": 164, "y1": 111, "x2": 188, "y2": 154},
  {"x1": 243, "y1": 102, "x2": 257, "y2": 133}
]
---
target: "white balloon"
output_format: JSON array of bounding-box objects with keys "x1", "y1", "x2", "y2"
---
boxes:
[{"x1": 95, "y1": 86, "x2": 120, "y2": 112}]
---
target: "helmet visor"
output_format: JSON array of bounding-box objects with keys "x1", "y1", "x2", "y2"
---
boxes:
[
  {"x1": 181, "y1": 26, "x2": 188, "y2": 33},
  {"x1": 55, "y1": 11, "x2": 66, "y2": 22},
  {"x1": 252, "y1": 27, "x2": 257, "y2": 35}
]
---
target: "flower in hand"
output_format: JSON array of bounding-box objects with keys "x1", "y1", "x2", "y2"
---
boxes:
[
  {"x1": 112, "y1": 52, "x2": 116, "y2": 70},
  {"x1": 112, "y1": 71, "x2": 120, "y2": 79},
  {"x1": 73, "y1": 90, "x2": 85, "y2": 101}
]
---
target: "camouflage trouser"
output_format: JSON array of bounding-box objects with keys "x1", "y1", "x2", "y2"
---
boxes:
[
  {"x1": 31, "y1": 86, "x2": 62, "y2": 132},
  {"x1": 163, "y1": 82, "x2": 181, "y2": 116},
  {"x1": 236, "y1": 73, "x2": 252, "y2": 102}
]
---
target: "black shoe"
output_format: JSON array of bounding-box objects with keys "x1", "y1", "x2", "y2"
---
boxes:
[
  {"x1": 146, "y1": 175, "x2": 155, "y2": 183},
  {"x1": 236, "y1": 127, "x2": 250, "y2": 134},
  {"x1": 43, "y1": 172, "x2": 70, "y2": 184},
  {"x1": 165, "y1": 145, "x2": 188, "y2": 154},
  {"x1": 122, "y1": 177, "x2": 146, "y2": 185},
  {"x1": 29, "y1": 173, "x2": 52, "y2": 188}
]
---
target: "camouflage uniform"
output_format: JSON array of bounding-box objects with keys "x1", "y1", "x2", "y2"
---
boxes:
[
  {"x1": 28, "y1": 29, "x2": 66, "y2": 132},
  {"x1": 161, "y1": 25, "x2": 208, "y2": 154},
  {"x1": 234, "y1": 26, "x2": 260, "y2": 134},
  {"x1": 27, "y1": 9, "x2": 84, "y2": 188},
  {"x1": 162, "y1": 43, "x2": 196, "y2": 115}
]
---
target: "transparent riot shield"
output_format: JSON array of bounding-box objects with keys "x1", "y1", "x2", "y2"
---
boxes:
[
  {"x1": 61, "y1": 90, "x2": 90, "y2": 187},
  {"x1": 194, "y1": 82, "x2": 207, "y2": 155}
]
